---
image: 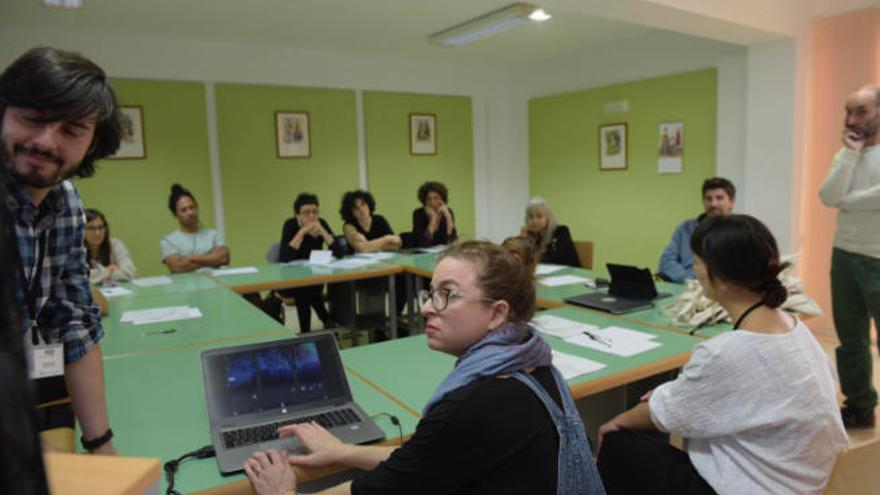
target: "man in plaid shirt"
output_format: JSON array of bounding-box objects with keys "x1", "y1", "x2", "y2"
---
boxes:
[{"x1": 1, "y1": 47, "x2": 122, "y2": 454}]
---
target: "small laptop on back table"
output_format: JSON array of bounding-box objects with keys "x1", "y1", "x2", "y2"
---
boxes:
[{"x1": 564, "y1": 263, "x2": 672, "y2": 315}]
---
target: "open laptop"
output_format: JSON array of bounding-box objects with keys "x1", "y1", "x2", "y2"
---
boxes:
[
  {"x1": 201, "y1": 332, "x2": 385, "y2": 474},
  {"x1": 564, "y1": 263, "x2": 672, "y2": 315}
]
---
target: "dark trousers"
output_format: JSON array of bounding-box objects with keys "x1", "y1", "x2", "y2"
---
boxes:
[
  {"x1": 831, "y1": 248, "x2": 880, "y2": 411},
  {"x1": 597, "y1": 430, "x2": 716, "y2": 495},
  {"x1": 290, "y1": 285, "x2": 331, "y2": 333}
]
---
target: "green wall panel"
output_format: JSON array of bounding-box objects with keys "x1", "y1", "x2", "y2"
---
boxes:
[
  {"x1": 363, "y1": 92, "x2": 474, "y2": 241},
  {"x1": 77, "y1": 79, "x2": 214, "y2": 277},
  {"x1": 529, "y1": 68, "x2": 717, "y2": 273},
  {"x1": 215, "y1": 84, "x2": 359, "y2": 266}
]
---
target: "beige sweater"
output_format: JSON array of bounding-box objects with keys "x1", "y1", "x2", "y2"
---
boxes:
[{"x1": 819, "y1": 145, "x2": 880, "y2": 258}]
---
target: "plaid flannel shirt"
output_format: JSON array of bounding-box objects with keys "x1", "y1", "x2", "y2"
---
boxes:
[{"x1": 2, "y1": 172, "x2": 103, "y2": 364}]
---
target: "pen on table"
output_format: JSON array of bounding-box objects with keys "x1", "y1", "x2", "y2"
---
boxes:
[
  {"x1": 689, "y1": 320, "x2": 709, "y2": 336},
  {"x1": 145, "y1": 328, "x2": 177, "y2": 336},
  {"x1": 582, "y1": 329, "x2": 612, "y2": 347}
]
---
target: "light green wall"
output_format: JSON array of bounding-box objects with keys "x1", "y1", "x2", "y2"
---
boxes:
[
  {"x1": 529, "y1": 68, "x2": 717, "y2": 272},
  {"x1": 77, "y1": 79, "x2": 214, "y2": 276},
  {"x1": 215, "y1": 84, "x2": 359, "y2": 266},
  {"x1": 363, "y1": 92, "x2": 474, "y2": 240}
]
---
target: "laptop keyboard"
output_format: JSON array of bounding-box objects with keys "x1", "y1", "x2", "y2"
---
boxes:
[{"x1": 222, "y1": 408, "x2": 362, "y2": 449}]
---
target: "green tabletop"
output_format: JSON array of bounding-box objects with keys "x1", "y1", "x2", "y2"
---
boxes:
[
  {"x1": 340, "y1": 306, "x2": 703, "y2": 416},
  {"x1": 379, "y1": 251, "x2": 439, "y2": 277},
  {"x1": 101, "y1": 288, "x2": 286, "y2": 359},
  {"x1": 100, "y1": 344, "x2": 419, "y2": 494},
  {"x1": 209, "y1": 262, "x2": 403, "y2": 294},
  {"x1": 104, "y1": 272, "x2": 222, "y2": 298}
]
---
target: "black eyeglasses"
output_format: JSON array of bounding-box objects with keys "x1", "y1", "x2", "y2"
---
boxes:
[{"x1": 418, "y1": 288, "x2": 494, "y2": 312}]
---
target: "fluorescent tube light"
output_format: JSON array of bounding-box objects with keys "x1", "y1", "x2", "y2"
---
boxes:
[
  {"x1": 43, "y1": 0, "x2": 83, "y2": 8},
  {"x1": 429, "y1": 3, "x2": 552, "y2": 47}
]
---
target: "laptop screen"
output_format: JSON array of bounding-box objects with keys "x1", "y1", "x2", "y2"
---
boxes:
[{"x1": 203, "y1": 337, "x2": 348, "y2": 419}]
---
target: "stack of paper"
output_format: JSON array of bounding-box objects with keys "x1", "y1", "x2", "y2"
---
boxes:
[
  {"x1": 532, "y1": 314, "x2": 599, "y2": 339},
  {"x1": 212, "y1": 266, "x2": 259, "y2": 276},
  {"x1": 120, "y1": 305, "x2": 202, "y2": 325},
  {"x1": 563, "y1": 326, "x2": 661, "y2": 357},
  {"x1": 552, "y1": 350, "x2": 606, "y2": 379},
  {"x1": 98, "y1": 286, "x2": 134, "y2": 298},
  {"x1": 420, "y1": 245, "x2": 447, "y2": 254},
  {"x1": 538, "y1": 275, "x2": 591, "y2": 287},
  {"x1": 326, "y1": 258, "x2": 378, "y2": 269},
  {"x1": 536, "y1": 264, "x2": 567, "y2": 275},
  {"x1": 131, "y1": 276, "x2": 172, "y2": 287},
  {"x1": 356, "y1": 252, "x2": 396, "y2": 261}
]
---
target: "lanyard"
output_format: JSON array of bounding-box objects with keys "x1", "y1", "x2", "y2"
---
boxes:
[{"x1": 20, "y1": 233, "x2": 47, "y2": 345}]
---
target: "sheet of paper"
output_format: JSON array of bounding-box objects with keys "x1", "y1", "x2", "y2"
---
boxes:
[
  {"x1": 212, "y1": 266, "x2": 259, "y2": 276},
  {"x1": 308, "y1": 250, "x2": 333, "y2": 264},
  {"x1": 98, "y1": 286, "x2": 134, "y2": 298},
  {"x1": 600, "y1": 326, "x2": 658, "y2": 342},
  {"x1": 563, "y1": 330, "x2": 661, "y2": 357},
  {"x1": 121, "y1": 305, "x2": 202, "y2": 325},
  {"x1": 355, "y1": 252, "x2": 396, "y2": 261},
  {"x1": 328, "y1": 258, "x2": 378, "y2": 269},
  {"x1": 283, "y1": 259, "x2": 308, "y2": 266},
  {"x1": 532, "y1": 314, "x2": 598, "y2": 339},
  {"x1": 552, "y1": 350, "x2": 606, "y2": 380},
  {"x1": 131, "y1": 276, "x2": 172, "y2": 287},
  {"x1": 538, "y1": 275, "x2": 590, "y2": 287},
  {"x1": 536, "y1": 264, "x2": 567, "y2": 275},
  {"x1": 419, "y1": 245, "x2": 446, "y2": 253}
]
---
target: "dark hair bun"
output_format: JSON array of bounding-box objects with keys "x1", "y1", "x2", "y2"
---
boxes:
[
  {"x1": 761, "y1": 277, "x2": 788, "y2": 308},
  {"x1": 171, "y1": 183, "x2": 186, "y2": 195}
]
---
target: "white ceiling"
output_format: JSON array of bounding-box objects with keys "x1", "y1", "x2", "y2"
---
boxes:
[{"x1": 1, "y1": 0, "x2": 657, "y2": 67}]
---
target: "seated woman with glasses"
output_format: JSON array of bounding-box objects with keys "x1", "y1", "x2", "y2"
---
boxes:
[
  {"x1": 84, "y1": 208, "x2": 137, "y2": 285},
  {"x1": 243, "y1": 240, "x2": 606, "y2": 495},
  {"x1": 596, "y1": 214, "x2": 847, "y2": 495}
]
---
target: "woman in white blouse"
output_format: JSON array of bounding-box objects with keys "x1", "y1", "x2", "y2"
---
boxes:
[
  {"x1": 596, "y1": 214, "x2": 848, "y2": 495},
  {"x1": 84, "y1": 208, "x2": 137, "y2": 284}
]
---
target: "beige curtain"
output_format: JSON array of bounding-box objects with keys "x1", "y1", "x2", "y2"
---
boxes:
[{"x1": 801, "y1": 7, "x2": 880, "y2": 338}]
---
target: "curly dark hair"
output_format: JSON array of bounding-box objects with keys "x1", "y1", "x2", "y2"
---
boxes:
[
  {"x1": 167, "y1": 184, "x2": 196, "y2": 215},
  {"x1": 690, "y1": 214, "x2": 789, "y2": 308},
  {"x1": 0, "y1": 47, "x2": 121, "y2": 179},
  {"x1": 339, "y1": 190, "x2": 376, "y2": 225},
  {"x1": 294, "y1": 193, "x2": 319, "y2": 214},
  {"x1": 417, "y1": 181, "x2": 448, "y2": 206}
]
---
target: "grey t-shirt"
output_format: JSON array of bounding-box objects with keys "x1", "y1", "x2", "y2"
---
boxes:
[
  {"x1": 160, "y1": 228, "x2": 225, "y2": 261},
  {"x1": 649, "y1": 319, "x2": 848, "y2": 495}
]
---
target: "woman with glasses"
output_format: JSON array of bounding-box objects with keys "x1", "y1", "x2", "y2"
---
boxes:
[
  {"x1": 596, "y1": 215, "x2": 847, "y2": 495},
  {"x1": 244, "y1": 240, "x2": 606, "y2": 495},
  {"x1": 84, "y1": 208, "x2": 137, "y2": 284}
]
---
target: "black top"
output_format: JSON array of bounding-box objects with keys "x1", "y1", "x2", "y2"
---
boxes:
[
  {"x1": 411, "y1": 208, "x2": 458, "y2": 247},
  {"x1": 348, "y1": 214, "x2": 394, "y2": 241},
  {"x1": 539, "y1": 225, "x2": 579, "y2": 267},
  {"x1": 352, "y1": 366, "x2": 561, "y2": 495},
  {"x1": 278, "y1": 217, "x2": 334, "y2": 262}
]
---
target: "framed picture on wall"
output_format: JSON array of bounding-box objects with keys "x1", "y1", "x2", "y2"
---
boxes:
[
  {"x1": 275, "y1": 111, "x2": 311, "y2": 158},
  {"x1": 658, "y1": 121, "x2": 684, "y2": 174},
  {"x1": 108, "y1": 106, "x2": 146, "y2": 159},
  {"x1": 409, "y1": 113, "x2": 437, "y2": 155},
  {"x1": 598, "y1": 123, "x2": 627, "y2": 170}
]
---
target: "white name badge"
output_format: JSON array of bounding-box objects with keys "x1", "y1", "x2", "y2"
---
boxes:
[{"x1": 29, "y1": 343, "x2": 65, "y2": 379}]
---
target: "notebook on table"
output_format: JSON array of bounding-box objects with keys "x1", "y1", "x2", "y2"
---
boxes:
[
  {"x1": 564, "y1": 263, "x2": 671, "y2": 315},
  {"x1": 200, "y1": 332, "x2": 385, "y2": 474}
]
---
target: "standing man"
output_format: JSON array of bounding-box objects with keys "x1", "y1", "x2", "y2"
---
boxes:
[
  {"x1": 820, "y1": 85, "x2": 880, "y2": 429},
  {"x1": 658, "y1": 177, "x2": 736, "y2": 282},
  {"x1": 1, "y1": 47, "x2": 122, "y2": 453}
]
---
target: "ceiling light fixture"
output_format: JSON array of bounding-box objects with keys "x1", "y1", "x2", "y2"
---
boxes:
[{"x1": 429, "y1": 3, "x2": 552, "y2": 47}]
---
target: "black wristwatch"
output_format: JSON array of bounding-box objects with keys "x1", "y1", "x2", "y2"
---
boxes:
[{"x1": 81, "y1": 428, "x2": 114, "y2": 451}]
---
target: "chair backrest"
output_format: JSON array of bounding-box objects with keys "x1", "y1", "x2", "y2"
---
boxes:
[
  {"x1": 573, "y1": 240, "x2": 594, "y2": 269},
  {"x1": 265, "y1": 243, "x2": 280, "y2": 263}
]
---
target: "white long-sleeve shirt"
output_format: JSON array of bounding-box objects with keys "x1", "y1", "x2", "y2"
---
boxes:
[{"x1": 819, "y1": 145, "x2": 880, "y2": 258}]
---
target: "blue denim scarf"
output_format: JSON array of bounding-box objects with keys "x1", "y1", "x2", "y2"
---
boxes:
[{"x1": 423, "y1": 321, "x2": 552, "y2": 415}]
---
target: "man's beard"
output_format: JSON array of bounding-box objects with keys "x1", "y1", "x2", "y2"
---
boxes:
[{"x1": 3, "y1": 142, "x2": 68, "y2": 188}]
